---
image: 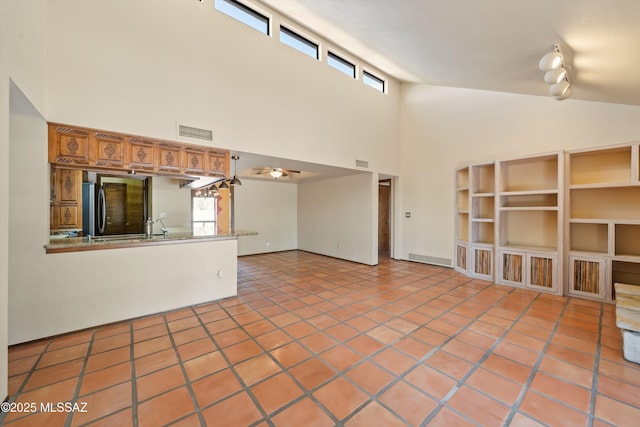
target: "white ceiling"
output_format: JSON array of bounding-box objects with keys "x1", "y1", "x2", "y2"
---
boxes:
[{"x1": 260, "y1": 0, "x2": 640, "y2": 106}]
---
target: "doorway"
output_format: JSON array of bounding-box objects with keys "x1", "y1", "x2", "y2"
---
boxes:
[{"x1": 378, "y1": 179, "x2": 392, "y2": 257}]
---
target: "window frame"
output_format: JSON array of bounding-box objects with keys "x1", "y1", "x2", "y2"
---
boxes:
[
  {"x1": 363, "y1": 70, "x2": 386, "y2": 93},
  {"x1": 191, "y1": 190, "x2": 218, "y2": 236},
  {"x1": 279, "y1": 25, "x2": 320, "y2": 60},
  {"x1": 327, "y1": 50, "x2": 357, "y2": 78},
  {"x1": 214, "y1": 0, "x2": 271, "y2": 36}
]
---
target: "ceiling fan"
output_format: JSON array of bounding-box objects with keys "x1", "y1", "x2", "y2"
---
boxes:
[{"x1": 253, "y1": 167, "x2": 301, "y2": 179}]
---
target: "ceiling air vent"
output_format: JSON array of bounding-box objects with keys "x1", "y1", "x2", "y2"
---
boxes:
[
  {"x1": 177, "y1": 124, "x2": 213, "y2": 142},
  {"x1": 355, "y1": 159, "x2": 369, "y2": 168}
]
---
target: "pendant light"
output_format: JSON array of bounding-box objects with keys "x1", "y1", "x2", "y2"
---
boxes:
[{"x1": 230, "y1": 155, "x2": 242, "y2": 186}]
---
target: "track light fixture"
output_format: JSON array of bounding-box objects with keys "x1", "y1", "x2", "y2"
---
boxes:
[{"x1": 539, "y1": 43, "x2": 572, "y2": 101}]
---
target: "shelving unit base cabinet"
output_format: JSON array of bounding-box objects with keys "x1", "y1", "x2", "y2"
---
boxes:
[
  {"x1": 568, "y1": 256, "x2": 607, "y2": 300},
  {"x1": 498, "y1": 250, "x2": 525, "y2": 287},
  {"x1": 498, "y1": 250, "x2": 558, "y2": 293},
  {"x1": 527, "y1": 253, "x2": 558, "y2": 292},
  {"x1": 470, "y1": 245, "x2": 493, "y2": 281},
  {"x1": 455, "y1": 243, "x2": 468, "y2": 274}
]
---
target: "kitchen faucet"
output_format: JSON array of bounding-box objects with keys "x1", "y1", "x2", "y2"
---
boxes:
[{"x1": 154, "y1": 218, "x2": 168, "y2": 238}]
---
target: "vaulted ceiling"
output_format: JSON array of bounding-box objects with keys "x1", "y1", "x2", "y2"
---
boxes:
[{"x1": 261, "y1": 0, "x2": 640, "y2": 106}]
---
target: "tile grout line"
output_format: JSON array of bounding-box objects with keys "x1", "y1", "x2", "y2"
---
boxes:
[
  {"x1": 64, "y1": 330, "x2": 96, "y2": 427},
  {"x1": 216, "y1": 300, "x2": 343, "y2": 426},
  {"x1": 192, "y1": 303, "x2": 279, "y2": 427},
  {"x1": 128, "y1": 320, "x2": 139, "y2": 427},
  {"x1": 502, "y1": 296, "x2": 572, "y2": 426},
  {"x1": 587, "y1": 303, "x2": 605, "y2": 427},
  {"x1": 0, "y1": 339, "x2": 52, "y2": 425},
  {"x1": 419, "y1": 287, "x2": 545, "y2": 426},
  {"x1": 162, "y1": 308, "x2": 207, "y2": 427}
]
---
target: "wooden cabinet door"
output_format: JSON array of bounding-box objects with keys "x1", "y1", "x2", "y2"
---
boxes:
[
  {"x1": 57, "y1": 168, "x2": 81, "y2": 203},
  {"x1": 206, "y1": 150, "x2": 228, "y2": 177},
  {"x1": 94, "y1": 132, "x2": 125, "y2": 168},
  {"x1": 126, "y1": 139, "x2": 155, "y2": 171},
  {"x1": 157, "y1": 143, "x2": 182, "y2": 173},
  {"x1": 184, "y1": 148, "x2": 206, "y2": 175},
  {"x1": 55, "y1": 205, "x2": 80, "y2": 229},
  {"x1": 48, "y1": 125, "x2": 90, "y2": 165}
]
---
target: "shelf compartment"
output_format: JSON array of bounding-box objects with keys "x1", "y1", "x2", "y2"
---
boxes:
[
  {"x1": 570, "y1": 146, "x2": 632, "y2": 185},
  {"x1": 471, "y1": 196, "x2": 495, "y2": 220},
  {"x1": 456, "y1": 167, "x2": 469, "y2": 190},
  {"x1": 471, "y1": 221, "x2": 494, "y2": 244},
  {"x1": 457, "y1": 213, "x2": 469, "y2": 242},
  {"x1": 571, "y1": 187, "x2": 640, "y2": 220},
  {"x1": 569, "y1": 256, "x2": 606, "y2": 298},
  {"x1": 457, "y1": 189, "x2": 469, "y2": 212},
  {"x1": 612, "y1": 261, "x2": 640, "y2": 295},
  {"x1": 570, "y1": 222, "x2": 608, "y2": 254},
  {"x1": 471, "y1": 164, "x2": 495, "y2": 194},
  {"x1": 499, "y1": 155, "x2": 559, "y2": 192},
  {"x1": 499, "y1": 210, "x2": 557, "y2": 250},
  {"x1": 615, "y1": 224, "x2": 640, "y2": 257},
  {"x1": 500, "y1": 193, "x2": 557, "y2": 209}
]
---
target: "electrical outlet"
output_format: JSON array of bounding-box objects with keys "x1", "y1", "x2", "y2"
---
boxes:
[
  {"x1": 217, "y1": 270, "x2": 223, "y2": 280},
  {"x1": 159, "y1": 212, "x2": 167, "y2": 219}
]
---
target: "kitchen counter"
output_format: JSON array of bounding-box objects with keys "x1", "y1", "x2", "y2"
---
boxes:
[{"x1": 45, "y1": 230, "x2": 257, "y2": 253}]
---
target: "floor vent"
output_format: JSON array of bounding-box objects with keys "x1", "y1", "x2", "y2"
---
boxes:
[
  {"x1": 177, "y1": 124, "x2": 213, "y2": 142},
  {"x1": 355, "y1": 159, "x2": 369, "y2": 168},
  {"x1": 408, "y1": 253, "x2": 452, "y2": 267}
]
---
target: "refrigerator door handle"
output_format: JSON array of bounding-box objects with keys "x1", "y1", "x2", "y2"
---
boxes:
[{"x1": 97, "y1": 187, "x2": 106, "y2": 233}]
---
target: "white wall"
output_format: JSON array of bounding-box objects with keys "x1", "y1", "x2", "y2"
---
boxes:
[
  {"x1": 1, "y1": 0, "x2": 48, "y2": 399},
  {"x1": 398, "y1": 84, "x2": 640, "y2": 264},
  {"x1": 45, "y1": 0, "x2": 401, "y2": 176},
  {"x1": 235, "y1": 179, "x2": 298, "y2": 256},
  {"x1": 10, "y1": 239, "x2": 237, "y2": 345},
  {"x1": 151, "y1": 176, "x2": 192, "y2": 232},
  {"x1": 298, "y1": 173, "x2": 376, "y2": 265}
]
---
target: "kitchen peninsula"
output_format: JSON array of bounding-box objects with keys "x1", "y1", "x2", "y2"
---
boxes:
[{"x1": 16, "y1": 122, "x2": 255, "y2": 345}]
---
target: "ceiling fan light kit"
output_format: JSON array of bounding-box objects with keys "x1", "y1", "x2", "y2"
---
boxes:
[{"x1": 539, "y1": 43, "x2": 572, "y2": 101}]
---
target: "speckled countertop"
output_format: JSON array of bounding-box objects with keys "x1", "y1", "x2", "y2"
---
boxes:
[{"x1": 45, "y1": 230, "x2": 257, "y2": 253}]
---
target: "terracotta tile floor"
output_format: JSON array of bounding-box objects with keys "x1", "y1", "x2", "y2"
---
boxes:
[{"x1": 2, "y1": 251, "x2": 640, "y2": 426}]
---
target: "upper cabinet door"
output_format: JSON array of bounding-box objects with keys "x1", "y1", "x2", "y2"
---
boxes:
[
  {"x1": 184, "y1": 147, "x2": 206, "y2": 175},
  {"x1": 157, "y1": 143, "x2": 183, "y2": 174},
  {"x1": 48, "y1": 125, "x2": 90, "y2": 165},
  {"x1": 93, "y1": 132, "x2": 125, "y2": 168},
  {"x1": 206, "y1": 150, "x2": 229, "y2": 177},
  {"x1": 126, "y1": 138, "x2": 156, "y2": 171}
]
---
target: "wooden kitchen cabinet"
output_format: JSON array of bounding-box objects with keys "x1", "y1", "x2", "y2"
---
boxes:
[
  {"x1": 48, "y1": 125, "x2": 91, "y2": 166},
  {"x1": 48, "y1": 123, "x2": 231, "y2": 180},
  {"x1": 50, "y1": 166, "x2": 82, "y2": 230}
]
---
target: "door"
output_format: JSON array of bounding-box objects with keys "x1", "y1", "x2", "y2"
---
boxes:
[
  {"x1": 378, "y1": 179, "x2": 391, "y2": 255},
  {"x1": 103, "y1": 183, "x2": 127, "y2": 235}
]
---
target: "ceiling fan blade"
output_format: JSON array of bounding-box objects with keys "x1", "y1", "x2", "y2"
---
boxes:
[{"x1": 283, "y1": 169, "x2": 301, "y2": 174}]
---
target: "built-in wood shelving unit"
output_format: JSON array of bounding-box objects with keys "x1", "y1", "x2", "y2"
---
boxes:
[
  {"x1": 566, "y1": 143, "x2": 640, "y2": 302},
  {"x1": 455, "y1": 143, "x2": 640, "y2": 302}
]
